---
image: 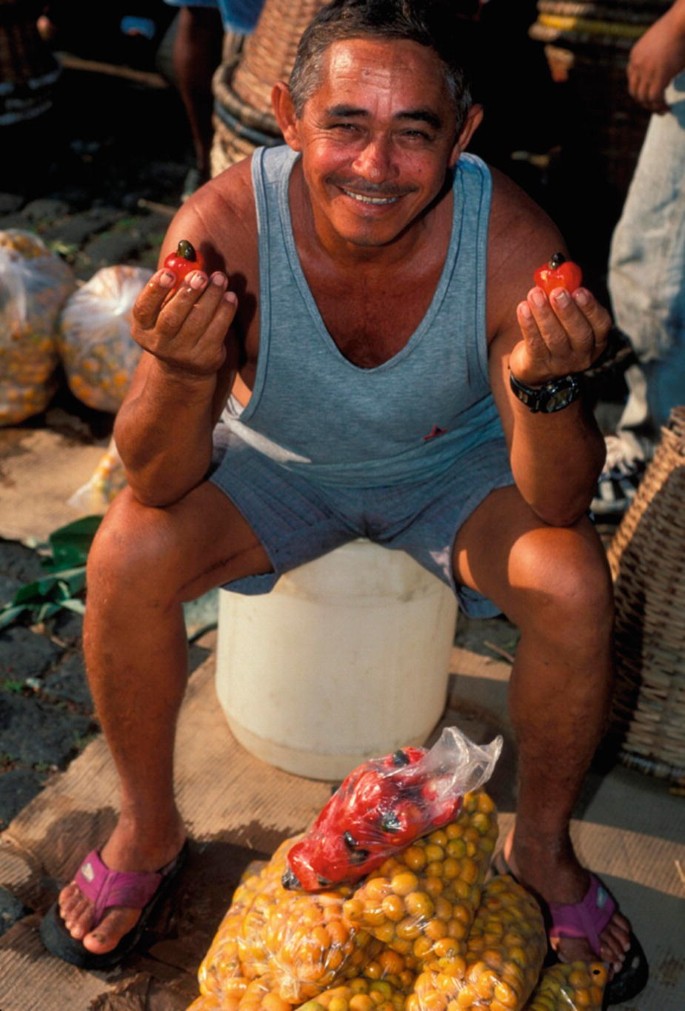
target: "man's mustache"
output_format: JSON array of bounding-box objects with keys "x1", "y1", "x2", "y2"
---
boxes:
[{"x1": 331, "y1": 179, "x2": 411, "y2": 198}]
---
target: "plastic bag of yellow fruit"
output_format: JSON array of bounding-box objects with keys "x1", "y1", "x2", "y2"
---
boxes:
[
  {"x1": 0, "y1": 228, "x2": 76, "y2": 424},
  {"x1": 343, "y1": 791, "x2": 498, "y2": 965},
  {"x1": 408, "y1": 874, "x2": 547, "y2": 1011},
  {"x1": 197, "y1": 836, "x2": 381, "y2": 1006},
  {"x1": 57, "y1": 264, "x2": 152, "y2": 413},
  {"x1": 299, "y1": 976, "x2": 408, "y2": 1011},
  {"x1": 523, "y1": 960, "x2": 608, "y2": 1010},
  {"x1": 199, "y1": 839, "x2": 291, "y2": 998}
]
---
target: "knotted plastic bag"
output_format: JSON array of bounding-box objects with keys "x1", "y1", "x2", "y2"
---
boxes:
[
  {"x1": 283, "y1": 726, "x2": 503, "y2": 891},
  {"x1": 57, "y1": 264, "x2": 152, "y2": 412},
  {"x1": 0, "y1": 229, "x2": 76, "y2": 424}
]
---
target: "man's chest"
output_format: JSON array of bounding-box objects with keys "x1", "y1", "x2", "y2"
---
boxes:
[
  {"x1": 305, "y1": 252, "x2": 446, "y2": 367},
  {"x1": 315, "y1": 292, "x2": 428, "y2": 367}
]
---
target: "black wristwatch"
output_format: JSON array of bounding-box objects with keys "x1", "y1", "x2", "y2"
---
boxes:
[{"x1": 509, "y1": 370, "x2": 583, "y2": 413}]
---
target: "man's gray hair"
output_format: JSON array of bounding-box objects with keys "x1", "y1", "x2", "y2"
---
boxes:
[{"x1": 288, "y1": 0, "x2": 474, "y2": 134}]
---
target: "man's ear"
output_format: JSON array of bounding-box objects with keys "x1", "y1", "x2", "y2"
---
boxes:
[
  {"x1": 272, "y1": 81, "x2": 301, "y2": 150},
  {"x1": 448, "y1": 103, "x2": 484, "y2": 167}
]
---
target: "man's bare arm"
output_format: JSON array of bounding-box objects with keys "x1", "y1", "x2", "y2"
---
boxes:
[
  {"x1": 486, "y1": 172, "x2": 611, "y2": 525},
  {"x1": 114, "y1": 197, "x2": 242, "y2": 507}
]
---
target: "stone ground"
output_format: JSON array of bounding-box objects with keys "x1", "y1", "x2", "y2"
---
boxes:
[{"x1": 0, "y1": 41, "x2": 628, "y2": 939}]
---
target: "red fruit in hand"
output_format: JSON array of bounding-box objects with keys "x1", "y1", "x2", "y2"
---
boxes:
[
  {"x1": 163, "y1": 239, "x2": 205, "y2": 288},
  {"x1": 533, "y1": 252, "x2": 583, "y2": 295}
]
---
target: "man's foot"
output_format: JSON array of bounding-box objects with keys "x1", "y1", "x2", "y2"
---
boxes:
[
  {"x1": 494, "y1": 833, "x2": 648, "y2": 1005},
  {"x1": 40, "y1": 837, "x2": 188, "y2": 970}
]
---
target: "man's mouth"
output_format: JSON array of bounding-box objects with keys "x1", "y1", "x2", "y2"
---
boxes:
[{"x1": 338, "y1": 186, "x2": 402, "y2": 206}]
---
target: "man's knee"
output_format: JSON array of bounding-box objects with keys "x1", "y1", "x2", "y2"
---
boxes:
[
  {"x1": 516, "y1": 525, "x2": 614, "y2": 635},
  {"x1": 86, "y1": 490, "x2": 175, "y2": 592}
]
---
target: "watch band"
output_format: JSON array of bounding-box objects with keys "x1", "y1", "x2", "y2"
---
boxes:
[{"x1": 509, "y1": 370, "x2": 583, "y2": 414}]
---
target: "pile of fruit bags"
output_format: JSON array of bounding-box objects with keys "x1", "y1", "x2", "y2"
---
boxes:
[
  {"x1": 187, "y1": 728, "x2": 607, "y2": 1011},
  {"x1": 0, "y1": 229, "x2": 151, "y2": 425},
  {"x1": 0, "y1": 227, "x2": 155, "y2": 510}
]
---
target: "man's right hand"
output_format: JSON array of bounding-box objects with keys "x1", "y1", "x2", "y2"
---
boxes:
[{"x1": 131, "y1": 267, "x2": 238, "y2": 380}]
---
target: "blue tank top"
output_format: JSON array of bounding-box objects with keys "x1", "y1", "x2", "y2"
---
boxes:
[{"x1": 222, "y1": 145, "x2": 505, "y2": 488}]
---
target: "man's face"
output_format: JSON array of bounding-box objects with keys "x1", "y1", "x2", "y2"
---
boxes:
[{"x1": 287, "y1": 38, "x2": 468, "y2": 251}]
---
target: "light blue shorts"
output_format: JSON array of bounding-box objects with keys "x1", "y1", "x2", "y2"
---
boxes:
[
  {"x1": 163, "y1": 0, "x2": 264, "y2": 33},
  {"x1": 208, "y1": 424, "x2": 515, "y2": 618}
]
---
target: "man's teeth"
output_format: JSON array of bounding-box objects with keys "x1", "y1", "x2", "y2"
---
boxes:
[{"x1": 344, "y1": 189, "x2": 397, "y2": 205}]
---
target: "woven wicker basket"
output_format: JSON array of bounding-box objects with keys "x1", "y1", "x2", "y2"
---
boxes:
[
  {"x1": 607, "y1": 406, "x2": 685, "y2": 787},
  {"x1": 211, "y1": 0, "x2": 327, "y2": 174}
]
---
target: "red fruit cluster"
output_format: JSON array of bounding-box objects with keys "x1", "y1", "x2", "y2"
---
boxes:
[{"x1": 284, "y1": 746, "x2": 463, "y2": 891}]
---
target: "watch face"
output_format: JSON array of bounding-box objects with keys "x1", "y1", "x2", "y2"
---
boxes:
[
  {"x1": 544, "y1": 379, "x2": 579, "y2": 412},
  {"x1": 510, "y1": 371, "x2": 582, "y2": 412}
]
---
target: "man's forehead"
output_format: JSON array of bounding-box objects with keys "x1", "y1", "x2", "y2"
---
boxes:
[
  {"x1": 314, "y1": 37, "x2": 450, "y2": 106},
  {"x1": 321, "y1": 36, "x2": 445, "y2": 84}
]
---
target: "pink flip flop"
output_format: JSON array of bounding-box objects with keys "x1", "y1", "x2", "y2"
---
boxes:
[
  {"x1": 548, "y1": 873, "x2": 615, "y2": 955},
  {"x1": 492, "y1": 851, "x2": 649, "y2": 1006},
  {"x1": 39, "y1": 841, "x2": 188, "y2": 970}
]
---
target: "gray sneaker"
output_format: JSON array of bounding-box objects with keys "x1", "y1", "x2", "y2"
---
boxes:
[{"x1": 591, "y1": 435, "x2": 647, "y2": 518}]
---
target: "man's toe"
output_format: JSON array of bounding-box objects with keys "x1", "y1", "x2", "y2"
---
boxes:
[{"x1": 82, "y1": 908, "x2": 141, "y2": 955}]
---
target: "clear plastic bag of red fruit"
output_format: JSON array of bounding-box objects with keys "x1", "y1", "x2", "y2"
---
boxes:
[{"x1": 283, "y1": 726, "x2": 503, "y2": 892}]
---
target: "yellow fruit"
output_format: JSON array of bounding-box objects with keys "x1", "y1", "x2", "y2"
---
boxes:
[
  {"x1": 410, "y1": 875, "x2": 546, "y2": 1011},
  {"x1": 0, "y1": 228, "x2": 76, "y2": 424},
  {"x1": 524, "y1": 961, "x2": 608, "y2": 1010},
  {"x1": 344, "y1": 792, "x2": 498, "y2": 963}
]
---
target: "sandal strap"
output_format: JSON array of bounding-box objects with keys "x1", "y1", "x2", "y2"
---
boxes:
[
  {"x1": 547, "y1": 874, "x2": 616, "y2": 955},
  {"x1": 74, "y1": 850, "x2": 163, "y2": 926}
]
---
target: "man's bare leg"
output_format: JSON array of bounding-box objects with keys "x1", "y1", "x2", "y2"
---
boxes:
[
  {"x1": 57, "y1": 482, "x2": 271, "y2": 957},
  {"x1": 453, "y1": 486, "x2": 631, "y2": 974}
]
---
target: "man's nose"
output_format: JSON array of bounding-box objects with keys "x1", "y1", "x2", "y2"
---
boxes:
[{"x1": 353, "y1": 135, "x2": 395, "y2": 182}]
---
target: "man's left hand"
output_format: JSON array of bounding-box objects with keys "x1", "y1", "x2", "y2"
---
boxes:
[{"x1": 509, "y1": 286, "x2": 612, "y2": 386}]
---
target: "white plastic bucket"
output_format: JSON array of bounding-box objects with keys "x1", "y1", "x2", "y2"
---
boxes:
[{"x1": 215, "y1": 539, "x2": 458, "y2": 780}]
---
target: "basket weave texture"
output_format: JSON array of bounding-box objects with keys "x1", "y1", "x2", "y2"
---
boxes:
[
  {"x1": 211, "y1": 0, "x2": 327, "y2": 175},
  {"x1": 607, "y1": 406, "x2": 685, "y2": 787}
]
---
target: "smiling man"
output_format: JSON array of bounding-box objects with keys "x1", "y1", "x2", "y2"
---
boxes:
[{"x1": 40, "y1": 1, "x2": 647, "y2": 1003}]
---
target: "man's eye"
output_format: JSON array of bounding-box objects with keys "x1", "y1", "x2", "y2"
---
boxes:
[{"x1": 329, "y1": 121, "x2": 359, "y2": 132}]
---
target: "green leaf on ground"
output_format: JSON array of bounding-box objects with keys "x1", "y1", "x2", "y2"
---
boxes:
[
  {"x1": 0, "y1": 516, "x2": 102, "y2": 630},
  {"x1": 45, "y1": 516, "x2": 102, "y2": 571}
]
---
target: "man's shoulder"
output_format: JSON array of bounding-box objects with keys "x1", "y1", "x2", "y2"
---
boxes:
[
  {"x1": 173, "y1": 155, "x2": 259, "y2": 273},
  {"x1": 485, "y1": 165, "x2": 567, "y2": 325},
  {"x1": 198, "y1": 156, "x2": 257, "y2": 225},
  {"x1": 192, "y1": 146, "x2": 294, "y2": 222},
  {"x1": 489, "y1": 165, "x2": 561, "y2": 245},
  {"x1": 203, "y1": 155, "x2": 256, "y2": 213}
]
